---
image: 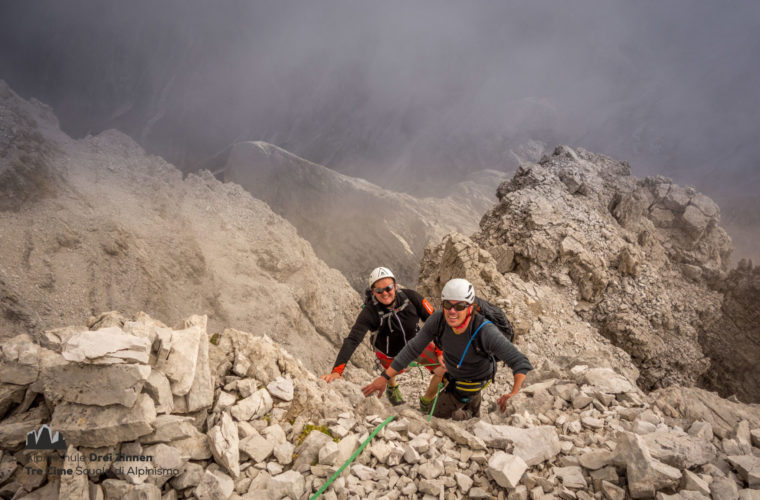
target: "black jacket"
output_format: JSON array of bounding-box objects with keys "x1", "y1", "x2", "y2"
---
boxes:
[{"x1": 331, "y1": 288, "x2": 433, "y2": 374}]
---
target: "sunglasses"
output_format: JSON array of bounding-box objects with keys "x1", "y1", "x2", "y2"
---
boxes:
[
  {"x1": 373, "y1": 284, "x2": 395, "y2": 294},
  {"x1": 442, "y1": 300, "x2": 470, "y2": 312}
]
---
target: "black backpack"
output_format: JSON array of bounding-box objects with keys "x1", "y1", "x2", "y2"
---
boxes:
[{"x1": 472, "y1": 296, "x2": 514, "y2": 343}]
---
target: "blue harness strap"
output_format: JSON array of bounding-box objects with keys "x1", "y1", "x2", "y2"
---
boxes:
[{"x1": 456, "y1": 320, "x2": 492, "y2": 368}]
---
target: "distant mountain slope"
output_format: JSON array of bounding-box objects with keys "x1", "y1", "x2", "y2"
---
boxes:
[
  {"x1": 0, "y1": 80, "x2": 373, "y2": 375},
  {"x1": 217, "y1": 141, "x2": 508, "y2": 290}
]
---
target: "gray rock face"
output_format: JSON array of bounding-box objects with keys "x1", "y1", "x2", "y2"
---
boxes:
[
  {"x1": 220, "y1": 141, "x2": 499, "y2": 290},
  {"x1": 418, "y1": 146, "x2": 743, "y2": 398},
  {"x1": 700, "y1": 262, "x2": 760, "y2": 403},
  {"x1": 51, "y1": 393, "x2": 157, "y2": 447},
  {"x1": 3, "y1": 80, "x2": 760, "y2": 500},
  {"x1": 0, "y1": 82, "x2": 366, "y2": 377}
]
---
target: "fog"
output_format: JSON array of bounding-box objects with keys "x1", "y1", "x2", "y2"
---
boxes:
[{"x1": 1, "y1": 0, "x2": 759, "y2": 198}]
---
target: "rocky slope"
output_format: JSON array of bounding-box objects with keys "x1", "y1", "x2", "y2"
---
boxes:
[
  {"x1": 1, "y1": 311, "x2": 759, "y2": 499},
  {"x1": 215, "y1": 141, "x2": 507, "y2": 290},
  {"x1": 418, "y1": 146, "x2": 759, "y2": 404},
  {"x1": 0, "y1": 80, "x2": 374, "y2": 376}
]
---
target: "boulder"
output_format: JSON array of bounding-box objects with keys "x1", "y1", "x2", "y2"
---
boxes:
[
  {"x1": 194, "y1": 470, "x2": 234, "y2": 500},
  {"x1": 0, "y1": 334, "x2": 40, "y2": 385},
  {"x1": 61, "y1": 327, "x2": 151, "y2": 364},
  {"x1": 643, "y1": 431, "x2": 718, "y2": 469},
  {"x1": 229, "y1": 389, "x2": 273, "y2": 421},
  {"x1": 100, "y1": 479, "x2": 161, "y2": 500},
  {"x1": 50, "y1": 393, "x2": 157, "y2": 447},
  {"x1": 487, "y1": 451, "x2": 528, "y2": 489},
  {"x1": 239, "y1": 434, "x2": 274, "y2": 463},
  {"x1": 154, "y1": 325, "x2": 201, "y2": 396},
  {"x1": 613, "y1": 432, "x2": 682, "y2": 499},
  {"x1": 207, "y1": 412, "x2": 239, "y2": 478},
  {"x1": 39, "y1": 348, "x2": 151, "y2": 407},
  {"x1": 58, "y1": 445, "x2": 89, "y2": 499},
  {"x1": 727, "y1": 455, "x2": 760, "y2": 488},
  {"x1": 472, "y1": 421, "x2": 561, "y2": 465}
]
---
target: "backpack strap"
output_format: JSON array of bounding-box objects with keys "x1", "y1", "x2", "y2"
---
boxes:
[{"x1": 456, "y1": 320, "x2": 492, "y2": 368}]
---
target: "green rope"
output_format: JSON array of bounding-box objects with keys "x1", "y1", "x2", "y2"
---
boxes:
[
  {"x1": 427, "y1": 381, "x2": 447, "y2": 422},
  {"x1": 407, "y1": 361, "x2": 439, "y2": 368},
  {"x1": 407, "y1": 361, "x2": 440, "y2": 380},
  {"x1": 309, "y1": 415, "x2": 396, "y2": 500}
]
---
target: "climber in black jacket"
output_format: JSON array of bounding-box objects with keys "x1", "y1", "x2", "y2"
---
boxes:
[{"x1": 321, "y1": 267, "x2": 445, "y2": 407}]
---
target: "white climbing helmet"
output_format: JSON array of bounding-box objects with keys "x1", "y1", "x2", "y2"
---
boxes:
[
  {"x1": 368, "y1": 267, "x2": 395, "y2": 287},
  {"x1": 441, "y1": 278, "x2": 475, "y2": 303}
]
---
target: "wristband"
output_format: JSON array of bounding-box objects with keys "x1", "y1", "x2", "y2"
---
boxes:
[{"x1": 380, "y1": 371, "x2": 391, "y2": 381}]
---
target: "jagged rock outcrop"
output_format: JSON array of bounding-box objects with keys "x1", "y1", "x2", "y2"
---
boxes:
[
  {"x1": 699, "y1": 261, "x2": 760, "y2": 403},
  {"x1": 217, "y1": 141, "x2": 507, "y2": 290},
  {"x1": 0, "y1": 80, "x2": 373, "y2": 376},
  {"x1": 419, "y1": 146, "x2": 749, "y2": 401},
  {"x1": 2, "y1": 312, "x2": 759, "y2": 499}
]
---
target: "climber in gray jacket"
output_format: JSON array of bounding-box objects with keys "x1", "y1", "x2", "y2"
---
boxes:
[{"x1": 362, "y1": 278, "x2": 532, "y2": 420}]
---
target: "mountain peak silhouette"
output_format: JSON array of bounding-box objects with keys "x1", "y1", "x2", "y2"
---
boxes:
[{"x1": 25, "y1": 424, "x2": 67, "y2": 450}]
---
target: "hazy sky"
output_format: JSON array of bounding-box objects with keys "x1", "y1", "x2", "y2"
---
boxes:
[{"x1": 1, "y1": 0, "x2": 759, "y2": 196}]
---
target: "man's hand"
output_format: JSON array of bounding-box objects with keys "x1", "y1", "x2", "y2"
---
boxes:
[
  {"x1": 320, "y1": 372, "x2": 342, "y2": 383},
  {"x1": 361, "y1": 377, "x2": 387, "y2": 398},
  {"x1": 433, "y1": 364, "x2": 447, "y2": 378},
  {"x1": 497, "y1": 391, "x2": 518, "y2": 413}
]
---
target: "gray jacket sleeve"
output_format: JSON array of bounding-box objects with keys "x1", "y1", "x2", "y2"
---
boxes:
[
  {"x1": 389, "y1": 311, "x2": 439, "y2": 372},
  {"x1": 478, "y1": 324, "x2": 532, "y2": 375}
]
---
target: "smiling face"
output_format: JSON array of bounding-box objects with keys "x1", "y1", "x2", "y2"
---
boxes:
[
  {"x1": 442, "y1": 300, "x2": 473, "y2": 330},
  {"x1": 371, "y1": 277, "x2": 396, "y2": 306}
]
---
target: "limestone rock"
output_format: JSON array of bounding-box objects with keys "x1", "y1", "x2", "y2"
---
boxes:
[
  {"x1": 230, "y1": 389, "x2": 273, "y2": 421},
  {"x1": 208, "y1": 412, "x2": 240, "y2": 478},
  {"x1": 613, "y1": 432, "x2": 682, "y2": 498},
  {"x1": 195, "y1": 470, "x2": 234, "y2": 500},
  {"x1": 487, "y1": 451, "x2": 528, "y2": 489},
  {"x1": 170, "y1": 462, "x2": 205, "y2": 490},
  {"x1": 51, "y1": 393, "x2": 157, "y2": 447},
  {"x1": 154, "y1": 325, "x2": 201, "y2": 396},
  {"x1": 293, "y1": 429, "x2": 333, "y2": 472},
  {"x1": 185, "y1": 320, "x2": 214, "y2": 412},
  {"x1": 472, "y1": 421, "x2": 561, "y2": 465},
  {"x1": 100, "y1": 479, "x2": 161, "y2": 500},
  {"x1": 239, "y1": 434, "x2": 274, "y2": 463},
  {"x1": 266, "y1": 376, "x2": 294, "y2": 401},
  {"x1": 142, "y1": 371, "x2": 174, "y2": 414},
  {"x1": 727, "y1": 455, "x2": 760, "y2": 488},
  {"x1": 61, "y1": 327, "x2": 151, "y2": 364},
  {"x1": 59, "y1": 445, "x2": 89, "y2": 499},
  {"x1": 265, "y1": 470, "x2": 305, "y2": 499},
  {"x1": 0, "y1": 334, "x2": 40, "y2": 385},
  {"x1": 432, "y1": 418, "x2": 487, "y2": 450},
  {"x1": 554, "y1": 465, "x2": 588, "y2": 489},
  {"x1": 652, "y1": 386, "x2": 760, "y2": 439},
  {"x1": 643, "y1": 431, "x2": 718, "y2": 469},
  {"x1": 39, "y1": 348, "x2": 151, "y2": 407},
  {"x1": 0, "y1": 383, "x2": 25, "y2": 418},
  {"x1": 581, "y1": 368, "x2": 636, "y2": 394}
]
